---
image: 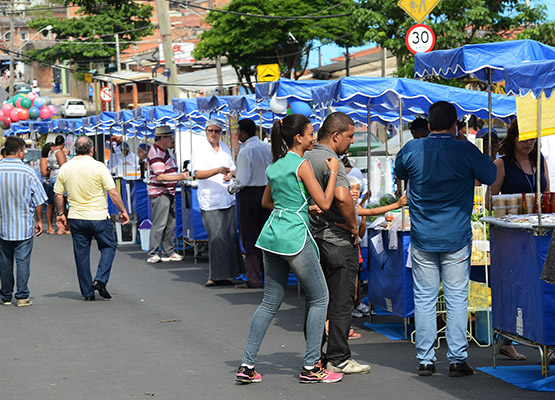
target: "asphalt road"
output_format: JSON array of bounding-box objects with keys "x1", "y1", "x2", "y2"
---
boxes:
[{"x1": 1, "y1": 232, "x2": 552, "y2": 400}]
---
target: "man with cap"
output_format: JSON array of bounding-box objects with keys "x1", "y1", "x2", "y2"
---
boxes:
[
  {"x1": 193, "y1": 119, "x2": 244, "y2": 286},
  {"x1": 146, "y1": 126, "x2": 190, "y2": 264},
  {"x1": 228, "y1": 118, "x2": 272, "y2": 289}
]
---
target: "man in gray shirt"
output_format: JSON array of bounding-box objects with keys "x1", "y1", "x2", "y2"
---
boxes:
[{"x1": 304, "y1": 112, "x2": 371, "y2": 375}]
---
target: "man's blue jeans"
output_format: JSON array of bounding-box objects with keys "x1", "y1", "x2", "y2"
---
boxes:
[
  {"x1": 0, "y1": 237, "x2": 34, "y2": 301},
  {"x1": 411, "y1": 242, "x2": 471, "y2": 365},
  {"x1": 68, "y1": 219, "x2": 117, "y2": 298},
  {"x1": 242, "y1": 235, "x2": 329, "y2": 367}
]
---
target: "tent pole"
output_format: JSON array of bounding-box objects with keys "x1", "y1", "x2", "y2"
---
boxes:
[
  {"x1": 259, "y1": 109, "x2": 263, "y2": 139},
  {"x1": 537, "y1": 96, "x2": 543, "y2": 235},
  {"x1": 399, "y1": 97, "x2": 405, "y2": 230},
  {"x1": 366, "y1": 103, "x2": 371, "y2": 205},
  {"x1": 487, "y1": 68, "x2": 493, "y2": 212}
]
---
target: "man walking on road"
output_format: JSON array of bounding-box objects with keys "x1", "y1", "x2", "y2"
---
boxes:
[
  {"x1": 304, "y1": 112, "x2": 371, "y2": 375},
  {"x1": 394, "y1": 101, "x2": 497, "y2": 377},
  {"x1": 146, "y1": 126, "x2": 190, "y2": 264},
  {"x1": 0, "y1": 136, "x2": 47, "y2": 307},
  {"x1": 228, "y1": 119, "x2": 272, "y2": 288},
  {"x1": 55, "y1": 136, "x2": 129, "y2": 301}
]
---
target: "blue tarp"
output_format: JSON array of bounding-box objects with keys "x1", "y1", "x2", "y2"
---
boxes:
[
  {"x1": 490, "y1": 226, "x2": 555, "y2": 345},
  {"x1": 311, "y1": 77, "x2": 516, "y2": 121},
  {"x1": 414, "y1": 39, "x2": 555, "y2": 83},
  {"x1": 504, "y1": 60, "x2": 555, "y2": 99},
  {"x1": 367, "y1": 230, "x2": 414, "y2": 318}
]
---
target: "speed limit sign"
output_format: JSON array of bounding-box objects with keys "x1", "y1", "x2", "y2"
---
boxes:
[
  {"x1": 99, "y1": 87, "x2": 112, "y2": 102},
  {"x1": 406, "y1": 24, "x2": 436, "y2": 54}
]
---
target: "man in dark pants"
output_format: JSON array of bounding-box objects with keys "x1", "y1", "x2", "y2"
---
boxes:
[
  {"x1": 228, "y1": 119, "x2": 272, "y2": 288},
  {"x1": 304, "y1": 112, "x2": 371, "y2": 375}
]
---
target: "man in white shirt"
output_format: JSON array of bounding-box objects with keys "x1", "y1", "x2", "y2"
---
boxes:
[
  {"x1": 228, "y1": 119, "x2": 272, "y2": 288},
  {"x1": 193, "y1": 119, "x2": 244, "y2": 286}
]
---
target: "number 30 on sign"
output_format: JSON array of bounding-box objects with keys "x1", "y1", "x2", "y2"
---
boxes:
[{"x1": 406, "y1": 24, "x2": 436, "y2": 54}]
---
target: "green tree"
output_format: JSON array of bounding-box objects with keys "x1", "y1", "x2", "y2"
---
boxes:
[
  {"x1": 27, "y1": 1, "x2": 154, "y2": 74},
  {"x1": 193, "y1": 0, "x2": 361, "y2": 92},
  {"x1": 353, "y1": 0, "x2": 551, "y2": 81}
]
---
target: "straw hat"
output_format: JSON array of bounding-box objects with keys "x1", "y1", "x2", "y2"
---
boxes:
[{"x1": 155, "y1": 125, "x2": 173, "y2": 136}]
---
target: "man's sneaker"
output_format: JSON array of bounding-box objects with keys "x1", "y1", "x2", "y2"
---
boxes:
[
  {"x1": 161, "y1": 253, "x2": 184, "y2": 262},
  {"x1": 1, "y1": 299, "x2": 12, "y2": 306},
  {"x1": 418, "y1": 363, "x2": 436, "y2": 376},
  {"x1": 352, "y1": 308, "x2": 364, "y2": 318},
  {"x1": 147, "y1": 254, "x2": 161, "y2": 263},
  {"x1": 354, "y1": 303, "x2": 370, "y2": 316},
  {"x1": 299, "y1": 362, "x2": 343, "y2": 384},
  {"x1": 235, "y1": 366, "x2": 262, "y2": 384},
  {"x1": 326, "y1": 359, "x2": 371, "y2": 375},
  {"x1": 17, "y1": 298, "x2": 32, "y2": 307},
  {"x1": 449, "y1": 362, "x2": 474, "y2": 377}
]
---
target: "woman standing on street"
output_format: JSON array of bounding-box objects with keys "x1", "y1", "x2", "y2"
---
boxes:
[
  {"x1": 236, "y1": 114, "x2": 343, "y2": 384},
  {"x1": 48, "y1": 135, "x2": 69, "y2": 234}
]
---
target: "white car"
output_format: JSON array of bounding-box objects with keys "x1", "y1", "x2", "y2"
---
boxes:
[{"x1": 61, "y1": 99, "x2": 87, "y2": 118}]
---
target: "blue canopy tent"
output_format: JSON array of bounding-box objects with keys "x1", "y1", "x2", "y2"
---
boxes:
[{"x1": 414, "y1": 39, "x2": 555, "y2": 161}]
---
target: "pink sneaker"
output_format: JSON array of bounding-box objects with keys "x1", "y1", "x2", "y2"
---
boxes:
[
  {"x1": 299, "y1": 362, "x2": 343, "y2": 384},
  {"x1": 235, "y1": 365, "x2": 262, "y2": 384}
]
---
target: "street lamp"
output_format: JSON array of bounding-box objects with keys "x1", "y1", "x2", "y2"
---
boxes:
[
  {"x1": 18, "y1": 25, "x2": 53, "y2": 53},
  {"x1": 9, "y1": 25, "x2": 53, "y2": 94}
]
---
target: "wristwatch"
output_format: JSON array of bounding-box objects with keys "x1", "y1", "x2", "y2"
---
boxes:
[{"x1": 57, "y1": 212, "x2": 64, "y2": 216}]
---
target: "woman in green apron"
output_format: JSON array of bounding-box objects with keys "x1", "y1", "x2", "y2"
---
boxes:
[{"x1": 236, "y1": 114, "x2": 343, "y2": 384}]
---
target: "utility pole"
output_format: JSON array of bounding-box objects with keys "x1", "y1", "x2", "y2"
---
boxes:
[
  {"x1": 8, "y1": 1, "x2": 15, "y2": 97},
  {"x1": 155, "y1": 0, "x2": 179, "y2": 103},
  {"x1": 208, "y1": 0, "x2": 224, "y2": 94},
  {"x1": 115, "y1": 33, "x2": 121, "y2": 73}
]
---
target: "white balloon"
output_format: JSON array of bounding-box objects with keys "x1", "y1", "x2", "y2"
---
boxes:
[{"x1": 269, "y1": 95, "x2": 287, "y2": 114}]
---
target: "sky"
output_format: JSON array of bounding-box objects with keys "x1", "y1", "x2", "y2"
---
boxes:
[{"x1": 307, "y1": 0, "x2": 555, "y2": 70}]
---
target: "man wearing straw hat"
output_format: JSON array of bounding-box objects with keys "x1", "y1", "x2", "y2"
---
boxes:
[
  {"x1": 395, "y1": 101, "x2": 496, "y2": 377},
  {"x1": 146, "y1": 125, "x2": 190, "y2": 264}
]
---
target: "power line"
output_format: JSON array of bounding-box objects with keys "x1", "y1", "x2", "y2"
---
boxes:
[
  {"x1": 169, "y1": 0, "x2": 352, "y2": 20},
  {"x1": 1, "y1": 47, "x2": 242, "y2": 88}
]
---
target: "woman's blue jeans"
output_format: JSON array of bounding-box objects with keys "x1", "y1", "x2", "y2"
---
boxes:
[{"x1": 242, "y1": 236, "x2": 329, "y2": 367}]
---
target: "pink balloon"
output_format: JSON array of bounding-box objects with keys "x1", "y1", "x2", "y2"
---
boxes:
[
  {"x1": 39, "y1": 106, "x2": 52, "y2": 120},
  {"x1": 0, "y1": 110, "x2": 4, "y2": 120},
  {"x1": 48, "y1": 105, "x2": 57, "y2": 115},
  {"x1": 3, "y1": 116, "x2": 11, "y2": 127},
  {"x1": 9, "y1": 108, "x2": 19, "y2": 122},
  {"x1": 2, "y1": 103, "x2": 14, "y2": 116},
  {"x1": 27, "y1": 92, "x2": 38, "y2": 101},
  {"x1": 15, "y1": 98, "x2": 23, "y2": 108}
]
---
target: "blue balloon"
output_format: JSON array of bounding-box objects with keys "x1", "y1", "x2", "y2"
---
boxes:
[
  {"x1": 33, "y1": 97, "x2": 46, "y2": 109},
  {"x1": 28, "y1": 106, "x2": 40, "y2": 120},
  {"x1": 42, "y1": 96, "x2": 52, "y2": 106},
  {"x1": 288, "y1": 98, "x2": 312, "y2": 117}
]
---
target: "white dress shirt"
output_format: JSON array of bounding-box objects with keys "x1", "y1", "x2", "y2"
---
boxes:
[
  {"x1": 228, "y1": 136, "x2": 272, "y2": 194},
  {"x1": 192, "y1": 139, "x2": 236, "y2": 210}
]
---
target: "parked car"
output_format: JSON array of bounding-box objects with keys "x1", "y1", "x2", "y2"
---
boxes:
[
  {"x1": 61, "y1": 99, "x2": 87, "y2": 118},
  {"x1": 7, "y1": 82, "x2": 32, "y2": 94}
]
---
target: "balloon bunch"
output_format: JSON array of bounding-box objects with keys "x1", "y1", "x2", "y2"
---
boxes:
[{"x1": 0, "y1": 93, "x2": 57, "y2": 130}]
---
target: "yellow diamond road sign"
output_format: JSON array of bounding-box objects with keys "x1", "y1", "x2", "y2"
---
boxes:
[
  {"x1": 257, "y1": 64, "x2": 280, "y2": 82},
  {"x1": 398, "y1": 0, "x2": 440, "y2": 24}
]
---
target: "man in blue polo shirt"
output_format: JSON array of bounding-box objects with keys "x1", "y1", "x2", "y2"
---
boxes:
[
  {"x1": 395, "y1": 101, "x2": 496, "y2": 378},
  {"x1": 0, "y1": 136, "x2": 47, "y2": 307}
]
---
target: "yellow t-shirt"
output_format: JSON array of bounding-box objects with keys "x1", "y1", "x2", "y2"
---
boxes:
[{"x1": 54, "y1": 155, "x2": 116, "y2": 220}]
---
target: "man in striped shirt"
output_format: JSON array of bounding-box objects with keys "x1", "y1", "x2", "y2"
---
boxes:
[
  {"x1": 146, "y1": 126, "x2": 190, "y2": 264},
  {"x1": 0, "y1": 136, "x2": 47, "y2": 307}
]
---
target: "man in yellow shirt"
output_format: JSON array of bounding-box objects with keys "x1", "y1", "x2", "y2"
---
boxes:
[{"x1": 54, "y1": 136, "x2": 129, "y2": 301}]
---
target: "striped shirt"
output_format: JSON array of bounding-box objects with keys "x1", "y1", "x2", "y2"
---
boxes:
[
  {"x1": 0, "y1": 158, "x2": 47, "y2": 241},
  {"x1": 147, "y1": 142, "x2": 178, "y2": 198}
]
